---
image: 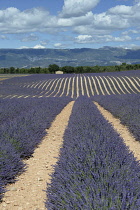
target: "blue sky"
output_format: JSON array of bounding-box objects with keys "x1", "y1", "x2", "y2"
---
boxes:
[{"x1": 0, "y1": 0, "x2": 140, "y2": 49}]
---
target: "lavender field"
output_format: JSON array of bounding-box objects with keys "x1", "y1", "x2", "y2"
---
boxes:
[
  {"x1": 0, "y1": 70, "x2": 140, "y2": 99},
  {"x1": 46, "y1": 96, "x2": 140, "y2": 209},
  {"x1": 0, "y1": 70, "x2": 140, "y2": 208}
]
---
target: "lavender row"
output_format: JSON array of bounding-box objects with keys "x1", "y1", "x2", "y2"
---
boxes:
[
  {"x1": 0, "y1": 97, "x2": 72, "y2": 201},
  {"x1": 0, "y1": 98, "x2": 38, "y2": 124},
  {"x1": 86, "y1": 69, "x2": 140, "y2": 77},
  {"x1": 93, "y1": 94, "x2": 140, "y2": 142},
  {"x1": 1, "y1": 70, "x2": 139, "y2": 99},
  {"x1": 46, "y1": 96, "x2": 140, "y2": 209},
  {"x1": 0, "y1": 74, "x2": 75, "y2": 98}
]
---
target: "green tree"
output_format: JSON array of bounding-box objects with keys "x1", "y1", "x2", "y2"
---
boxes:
[
  {"x1": 61, "y1": 66, "x2": 75, "y2": 73},
  {"x1": 75, "y1": 66, "x2": 84, "y2": 73},
  {"x1": 84, "y1": 66, "x2": 92, "y2": 73},
  {"x1": 48, "y1": 64, "x2": 59, "y2": 73},
  {"x1": 10, "y1": 67, "x2": 15, "y2": 74}
]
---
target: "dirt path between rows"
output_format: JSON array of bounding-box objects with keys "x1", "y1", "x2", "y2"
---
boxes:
[
  {"x1": 1, "y1": 101, "x2": 74, "y2": 210},
  {"x1": 0, "y1": 100, "x2": 140, "y2": 210},
  {"x1": 94, "y1": 101, "x2": 140, "y2": 161}
]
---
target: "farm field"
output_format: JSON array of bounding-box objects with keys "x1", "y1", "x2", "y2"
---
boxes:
[
  {"x1": 0, "y1": 70, "x2": 140, "y2": 99},
  {"x1": 0, "y1": 74, "x2": 29, "y2": 82},
  {"x1": 46, "y1": 96, "x2": 140, "y2": 209},
  {"x1": 0, "y1": 70, "x2": 140, "y2": 209}
]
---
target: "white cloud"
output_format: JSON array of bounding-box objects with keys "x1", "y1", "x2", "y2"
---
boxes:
[
  {"x1": 19, "y1": 44, "x2": 46, "y2": 49},
  {"x1": 0, "y1": 7, "x2": 57, "y2": 34},
  {"x1": 122, "y1": 29, "x2": 139, "y2": 35},
  {"x1": 113, "y1": 35, "x2": 131, "y2": 42},
  {"x1": 75, "y1": 34, "x2": 131, "y2": 43},
  {"x1": 60, "y1": 0, "x2": 100, "y2": 18},
  {"x1": 108, "y1": 5, "x2": 132, "y2": 15},
  {"x1": 1, "y1": 1, "x2": 140, "y2": 48},
  {"x1": 54, "y1": 43, "x2": 66, "y2": 48},
  {"x1": 19, "y1": 46, "x2": 30, "y2": 49},
  {"x1": 33, "y1": 44, "x2": 46, "y2": 49},
  {"x1": 119, "y1": 43, "x2": 140, "y2": 49},
  {"x1": 92, "y1": 12, "x2": 130, "y2": 30},
  {"x1": 75, "y1": 35, "x2": 92, "y2": 43},
  {"x1": 20, "y1": 34, "x2": 39, "y2": 42},
  {"x1": 58, "y1": 11, "x2": 93, "y2": 27},
  {"x1": 0, "y1": 3, "x2": 139, "y2": 36},
  {"x1": 73, "y1": 2, "x2": 140, "y2": 35},
  {"x1": 73, "y1": 25, "x2": 110, "y2": 35}
]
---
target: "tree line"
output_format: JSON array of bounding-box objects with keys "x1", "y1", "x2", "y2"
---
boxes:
[{"x1": 0, "y1": 63, "x2": 140, "y2": 74}]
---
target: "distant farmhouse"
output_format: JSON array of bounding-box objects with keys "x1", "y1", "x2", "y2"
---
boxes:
[{"x1": 55, "y1": 71, "x2": 63, "y2": 74}]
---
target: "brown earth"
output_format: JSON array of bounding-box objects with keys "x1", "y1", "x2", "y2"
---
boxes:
[{"x1": 0, "y1": 100, "x2": 140, "y2": 210}]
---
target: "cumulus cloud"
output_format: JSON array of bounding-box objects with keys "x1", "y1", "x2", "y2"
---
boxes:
[
  {"x1": 113, "y1": 35, "x2": 131, "y2": 42},
  {"x1": 75, "y1": 35, "x2": 92, "y2": 43},
  {"x1": 0, "y1": 7, "x2": 57, "y2": 34},
  {"x1": 0, "y1": 2, "x2": 140, "y2": 36},
  {"x1": 73, "y1": 25, "x2": 110, "y2": 35},
  {"x1": 1, "y1": 1, "x2": 140, "y2": 48},
  {"x1": 92, "y1": 12, "x2": 130, "y2": 30},
  {"x1": 122, "y1": 29, "x2": 139, "y2": 35},
  {"x1": 75, "y1": 34, "x2": 131, "y2": 43},
  {"x1": 58, "y1": 11, "x2": 93, "y2": 27},
  {"x1": 72, "y1": 2, "x2": 140, "y2": 35},
  {"x1": 108, "y1": 5, "x2": 132, "y2": 15},
  {"x1": 19, "y1": 44, "x2": 46, "y2": 49},
  {"x1": 60, "y1": 0, "x2": 100, "y2": 18}
]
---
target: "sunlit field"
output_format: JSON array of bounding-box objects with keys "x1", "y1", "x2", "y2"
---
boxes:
[
  {"x1": 0, "y1": 70, "x2": 140, "y2": 99},
  {"x1": 0, "y1": 70, "x2": 140, "y2": 209}
]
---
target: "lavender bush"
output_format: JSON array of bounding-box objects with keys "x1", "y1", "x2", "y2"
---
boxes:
[
  {"x1": 93, "y1": 93, "x2": 140, "y2": 142},
  {"x1": 1, "y1": 97, "x2": 72, "y2": 158},
  {"x1": 0, "y1": 96, "x2": 72, "y2": 201},
  {"x1": 46, "y1": 96, "x2": 140, "y2": 209}
]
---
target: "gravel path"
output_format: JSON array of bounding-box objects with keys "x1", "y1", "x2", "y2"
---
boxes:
[{"x1": 0, "y1": 100, "x2": 140, "y2": 210}]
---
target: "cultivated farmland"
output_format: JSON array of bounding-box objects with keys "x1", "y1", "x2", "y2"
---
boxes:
[
  {"x1": 0, "y1": 70, "x2": 140, "y2": 209},
  {"x1": 0, "y1": 70, "x2": 140, "y2": 99}
]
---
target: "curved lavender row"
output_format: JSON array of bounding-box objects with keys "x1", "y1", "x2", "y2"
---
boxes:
[
  {"x1": 93, "y1": 94, "x2": 140, "y2": 142},
  {"x1": 0, "y1": 97, "x2": 72, "y2": 201},
  {"x1": 0, "y1": 74, "x2": 75, "y2": 98},
  {"x1": 46, "y1": 96, "x2": 140, "y2": 209}
]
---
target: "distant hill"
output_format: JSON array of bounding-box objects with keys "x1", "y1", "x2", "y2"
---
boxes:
[{"x1": 0, "y1": 46, "x2": 140, "y2": 68}]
